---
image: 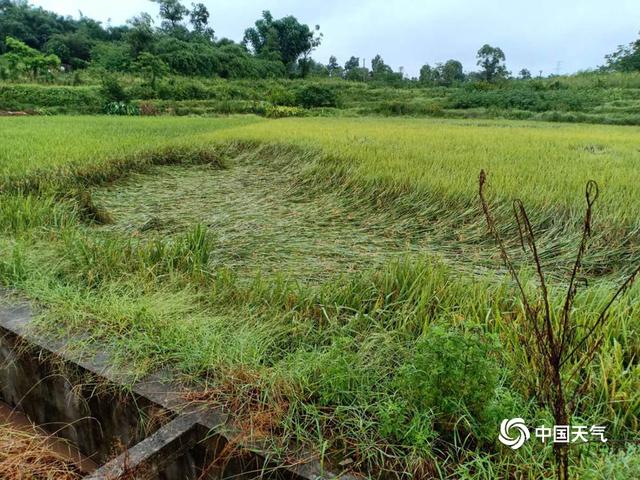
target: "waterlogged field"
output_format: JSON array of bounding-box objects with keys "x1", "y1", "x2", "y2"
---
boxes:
[{"x1": 0, "y1": 115, "x2": 639, "y2": 478}]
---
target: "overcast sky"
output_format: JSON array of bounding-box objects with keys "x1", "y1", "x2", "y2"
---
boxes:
[{"x1": 29, "y1": 0, "x2": 640, "y2": 77}]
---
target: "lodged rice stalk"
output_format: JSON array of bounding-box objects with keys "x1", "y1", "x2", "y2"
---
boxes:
[{"x1": 0, "y1": 422, "x2": 84, "y2": 480}]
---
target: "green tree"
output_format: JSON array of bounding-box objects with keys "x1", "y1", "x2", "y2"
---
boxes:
[
  {"x1": 344, "y1": 56, "x2": 359, "y2": 72},
  {"x1": 343, "y1": 56, "x2": 367, "y2": 81},
  {"x1": 152, "y1": 0, "x2": 189, "y2": 29},
  {"x1": 327, "y1": 55, "x2": 341, "y2": 77},
  {"x1": 189, "y1": 2, "x2": 214, "y2": 40},
  {"x1": 518, "y1": 68, "x2": 532, "y2": 79},
  {"x1": 2, "y1": 36, "x2": 60, "y2": 79},
  {"x1": 44, "y1": 31, "x2": 94, "y2": 69},
  {"x1": 134, "y1": 51, "x2": 169, "y2": 87},
  {"x1": 0, "y1": 0, "x2": 78, "y2": 53},
  {"x1": 300, "y1": 58, "x2": 328, "y2": 77},
  {"x1": 91, "y1": 41, "x2": 132, "y2": 72},
  {"x1": 605, "y1": 34, "x2": 640, "y2": 72},
  {"x1": 243, "y1": 11, "x2": 322, "y2": 75},
  {"x1": 298, "y1": 24, "x2": 322, "y2": 77},
  {"x1": 209, "y1": 42, "x2": 284, "y2": 78},
  {"x1": 126, "y1": 13, "x2": 155, "y2": 56},
  {"x1": 438, "y1": 59, "x2": 465, "y2": 86},
  {"x1": 344, "y1": 56, "x2": 368, "y2": 81},
  {"x1": 370, "y1": 54, "x2": 401, "y2": 84},
  {"x1": 419, "y1": 64, "x2": 435, "y2": 85},
  {"x1": 371, "y1": 54, "x2": 392, "y2": 75},
  {"x1": 476, "y1": 44, "x2": 508, "y2": 82}
]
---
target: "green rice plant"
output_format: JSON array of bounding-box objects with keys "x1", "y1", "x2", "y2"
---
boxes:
[
  {"x1": 157, "y1": 224, "x2": 213, "y2": 278},
  {"x1": 74, "y1": 190, "x2": 113, "y2": 224},
  {"x1": 0, "y1": 195, "x2": 72, "y2": 232},
  {"x1": 0, "y1": 115, "x2": 638, "y2": 478}
]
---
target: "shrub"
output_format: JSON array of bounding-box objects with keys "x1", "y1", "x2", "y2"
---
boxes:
[
  {"x1": 266, "y1": 84, "x2": 296, "y2": 106},
  {"x1": 388, "y1": 325, "x2": 502, "y2": 444},
  {"x1": 104, "y1": 101, "x2": 139, "y2": 116},
  {"x1": 581, "y1": 444, "x2": 640, "y2": 480},
  {"x1": 372, "y1": 100, "x2": 444, "y2": 116},
  {"x1": 100, "y1": 75, "x2": 129, "y2": 102},
  {"x1": 465, "y1": 80, "x2": 498, "y2": 91},
  {"x1": 295, "y1": 83, "x2": 338, "y2": 108},
  {"x1": 264, "y1": 105, "x2": 304, "y2": 118},
  {"x1": 0, "y1": 84, "x2": 102, "y2": 112},
  {"x1": 447, "y1": 87, "x2": 600, "y2": 112},
  {"x1": 423, "y1": 101, "x2": 444, "y2": 116},
  {"x1": 128, "y1": 83, "x2": 157, "y2": 100},
  {"x1": 156, "y1": 77, "x2": 211, "y2": 101},
  {"x1": 138, "y1": 101, "x2": 159, "y2": 116}
]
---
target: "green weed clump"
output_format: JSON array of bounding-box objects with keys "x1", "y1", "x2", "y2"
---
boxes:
[
  {"x1": 379, "y1": 326, "x2": 507, "y2": 449},
  {"x1": 103, "y1": 102, "x2": 140, "y2": 116},
  {"x1": 447, "y1": 86, "x2": 603, "y2": 112},
  {"x1": 0, "y1": 84, "x2": 103, "y2": 113},
  {"x1": 295, "y1": 83, "x2": 339, "y2": 108},
  {"x1": 264, "y1": 105, "x2": 304, "y2": 118}
]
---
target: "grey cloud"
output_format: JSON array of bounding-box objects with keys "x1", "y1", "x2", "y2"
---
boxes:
[{"x1": 32, "y1": 0, "x2": 640, "y2": 77}]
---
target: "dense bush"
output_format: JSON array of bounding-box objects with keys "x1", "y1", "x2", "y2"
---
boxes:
[
  {"x1": 208, "y1": 44, "x2": 285, "y2": 79},
  {"x1": 310, "y1": 324, "x2": 510, "y2": 456},
  {"x1": 386, "y1": 326, "x2": 505, "y2": 445},
  {"x1": 447, "y1": 86, "x2": 602, "y2": 112},
  {"x1": 100, "y1": 75, "x2": 129, "y2": 102},
  {"x1": 4, "y1": 74, "x2": 640, "y2": 125},
  {"x1": 154, "y1": 37, "x2": 220, "y2": 77},
  {"x1": 264, "y1": 105, "x2": 304, "y2": 118},
  {"x1": 371, "y1": 99, "x2": 444, "y2": 116},
  {"x1": 295, "y1": 83, "x2": 338, "y2": 108},
  {"x1": 580, "y1": 445, "x2": 640, "y2": 480},
  {"x1": 155, "y1": 77, "x2": 211, "y2": 100},
  {"x1": 103, "y1": 101, "x2": 139, "y2": 116},
  {"x1": 266, "y1": 84, "x2": 296, "y2": 106},
  {"x1": 91, "y1": 42, "x2": 132, "y2": 72},
  {"x1": 0, "y1": 84, "x2": 102, "y2": 112}
]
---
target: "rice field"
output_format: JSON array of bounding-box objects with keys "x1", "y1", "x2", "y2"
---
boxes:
[
  {"x1": 93, "y1": 160, "x2": 428, "y2": 282},
  {"x1": 0, "y1": 115, "x2": 638, "y2": 478}
]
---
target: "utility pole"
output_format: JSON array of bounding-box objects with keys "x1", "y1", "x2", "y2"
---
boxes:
[{"x1": 555, "y1": 61, "x2": 563, "y2": 76}]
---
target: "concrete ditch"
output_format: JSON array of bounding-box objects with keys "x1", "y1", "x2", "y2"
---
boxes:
[{"x1": 0, "y1": 297, "x2": 350, "y2": 480}]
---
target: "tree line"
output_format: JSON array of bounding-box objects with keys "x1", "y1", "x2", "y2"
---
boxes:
[
  {"x1": 0, "y1": 0, "x2": 321, "y2": 80},
  {"x1": 1, "y1": 0, "x2": 639, "y2": 86}
]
